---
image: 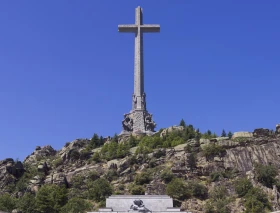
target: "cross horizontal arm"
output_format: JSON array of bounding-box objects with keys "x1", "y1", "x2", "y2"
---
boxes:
[
  {"x1": 118, "y1": 25, "x2": 138, "y2": 32},
  {"x1": 141, "y1": 25, "x2": 160, "y2": 33}
]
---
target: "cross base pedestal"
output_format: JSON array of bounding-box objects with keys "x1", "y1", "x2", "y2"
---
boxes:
[{"x1": 121, "y1": 110, "x2": 156, "y2": 135}]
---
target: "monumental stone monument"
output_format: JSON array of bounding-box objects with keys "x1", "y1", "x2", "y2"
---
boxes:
[
  {"x1": 119, "y1": 6, "x2": 158, "y2": 135},
  {"x1": 87, "y1": 195, "x2": 191, "y2": 213}
]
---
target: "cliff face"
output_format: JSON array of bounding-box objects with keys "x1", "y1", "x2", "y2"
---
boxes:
[{"x1": 1, "y1": 126, "x2": 280, "y2": 213}]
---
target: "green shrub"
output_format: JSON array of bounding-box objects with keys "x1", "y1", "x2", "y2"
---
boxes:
[
  {"x1": 209, "y1": 185, "x2": 228, "y2": 200},
  {"x1": 114, "y1": 191, "x2": 122, "y2": 195},
  {"x1": 202, "y1": 144, "x2": 225, "y2": 160},
  {"x1": 16, "y1": 177, "x2": 28, "y2": 192},
  {"x1": 87, "y1": 178, "x2": 112, "y2": 202},
  {"x1": 79, "y1": 150, "x2": 91, "y2": 160},
  {"x1": 234, "y1": 177, "x2": 253, "y2": 197},
  {"x1": 187, "y1": 152, "x2": 197, "y2": 171},
  {"x1": 135, "y1": 145, "x2": 152, "y2": 155},
  {"x1": 0, "y1": 194, "x2": 17, "y2": 212},
  {"x1": 71, "y1": 175, "x2": 85, "y2": 190},
  {"x1": 128, "y1": 155, "x2": 137, "y2": 166},
  {"x1": 116, "y1": 143, "x2": 130, "y2": 158},
  {"x1": 98, "y1": 200, "x2": 106, "y2": 208},
  {"x1": 101, "y1": 142, "x2": 118, "y2": 160},
  {"x1": 244, "y1": 187, "x2": 272, "y2": 213},
  {"x1": 53, "y1": 157, "x2": 63, "y2": 168},
  {"x1": 232, "y1": 137, "x2": 251, "y2": 143},
  {"x1": 101, "y1": 142, "x2": 130, "y2": 160},
  {"x1": 16, "y1": 193, "x2": 37, "y2": 213},
  {"x1": 166, "y1": 178, "x2": 191, "y2": 201},
  {"x1": 87, "y1": 171, "x2": 100, "y2": 181},
  {"x1": 153, "y1": 149, "x2": 166, "y2": 158},
  {"x1": 60, "y1": 198, "x2": 92, "y2": 213},
  {"x1": 244, "y1": 198, "x2": 265, "y2": 213},
  {"x1": 188, "y1": 181, "x2": 208, "y2": 199},
  {"x1": 213, "y1": 199, "x2": 230, "y2": 213},
  {"x1": 209, "y1": 169, "x2": 234, "y2": 182},
  {"x1": 254, "y1": 162, "x2": 278, "y2": 188},
  {"x1": 92, "y1": 152, "x2": 101, "y2": 162},
  {"x1": 222, "y1": 169, "x2": 235, "y2": 179},
  {"x1": 182, "y1": 124, "x2": 198, "y2": 140},
  {"x1": 36, "y1": 184, "x2": 68, "y2": 213},
  {"x1": 128, "y1": 135, "x2": 140, "y2": 147},
  {"x1": 204, "y1": 185, "x2": 231, "y2": 213},
  {"x1": 129, "y1": 185, "x2": 145, "y2": 195},
  {"x1": 104, "y1": 169, "x2": 118, "y2": 182},
  {"x1": 210, "y1": 172, "x2": 223, "y2": 182},
  {"x1": 138, "y1": 135, "x2": 163, "y2": 149},
  {"x1": 118, "y1": 184, "x2": 125, "y2": 191},
  {"x1": 170, "y1": 137, "x2": 184, "y2": 147},
  {"x1": 204, "y1": 200, "x2": 215, "y2": 213},
  {"x1": 22, "y1": 164, "x2": 42, "y2": 179},
  {"x1": 184, "y1": 144, "x2": 192, "y2": 153},
  {"x1": 201, "y1": 130, "x2": 217, "y2": 139},
  {"x1": 160, "y1": 169, "x2": 174, "y2": 184},
  {"x1": 89, "y1": 133, "x2": 101, "y2": 149},
  {"x1": 70, "y1": 150, "x2": 80, "y2": 161},
  {"x1": 148, "y1": 158, "x2": 157, "y2": 168},
  {"x1": 135, "y1": 171, "x2": 152, "y2": 185}
]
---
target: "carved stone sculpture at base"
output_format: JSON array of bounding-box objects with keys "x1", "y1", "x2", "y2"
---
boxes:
[
  {"x1": 121, "y1": 110, "x2": 156, "y2": 134},
  {"x1": 144, "y1": 112, "x2": 156, "y2": 132},
  {"x1": 122, "y1": 114, "x2": 133, "y2": 132},
  {"x1": 130, "y1": 200, "x2": 151, "y2": 213}
]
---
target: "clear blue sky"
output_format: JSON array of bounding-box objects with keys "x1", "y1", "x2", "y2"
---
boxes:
[{"x1": 1, "y1": 1, "x2": 280, "y2": 160}]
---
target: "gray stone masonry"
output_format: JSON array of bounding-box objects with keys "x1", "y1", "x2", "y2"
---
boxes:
[
  {"x1": 87, "y1": 195, "x2": 192, "y2": 213},
  {"x1": 119, "y1": 6, "x2": 158, "y2": 134}
]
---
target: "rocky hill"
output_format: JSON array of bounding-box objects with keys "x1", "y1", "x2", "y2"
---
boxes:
[{"x1": 1, "y1": 124, "x2": 280, "y2": 213}]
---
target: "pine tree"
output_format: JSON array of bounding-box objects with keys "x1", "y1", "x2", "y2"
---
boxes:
[
  {"x1": 60, "y1": 198, "x2": 92, "y2": 213},
  {"x1": 92, "y1": 152, "x2": 101, "y2": 162},
  {"x1": 221, "y1": 129, "x2": 227, "y2": 137},
  {"x1": 99, "y1": 136, "x2": 104, "y2": 146},
  {"x1": 87, "y1": 178, "x2": 112, "y2": 202},
  {"x1": 17, "y1": 193, "x2": 37, "y2": 213},
  {"x1": 228, "y1": 131, "x2": 233, "y2": 139},
  {"x1": 90, "y1": 133, "x2": 99, "y2": 149},
  {"x1": 36, "y1": 185, "x2": 68, "y2": 213},
  {"x1": 187, "y1": 153, "x2": 197, "y2": 172},
  {"x1": 0, "y1": 194, "x2": 16, "y2": 212},
  {"x1": 179, "y1": 119, "x2": 186, "y2": 127},
  {"x1": 129, "y1": 135, "x2": 138, "y2": 147},
  {"x1": 112, "y1": 134, "x2": 119, "y2": 143}
]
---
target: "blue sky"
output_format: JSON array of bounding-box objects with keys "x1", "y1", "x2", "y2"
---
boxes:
[{"x1": 0, "y1": 1, "x2": 280, "y2": 160}]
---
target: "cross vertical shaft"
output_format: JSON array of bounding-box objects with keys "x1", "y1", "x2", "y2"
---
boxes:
[
  {"x1": 134, "y1": 7, "x2": 144, "y2": 108},
  {"x1": 118, "y1": 6, "x2": 159, "y2": 133},
  {"x1": 118, "y1": 6, "x2": 160, "y2": 111}
]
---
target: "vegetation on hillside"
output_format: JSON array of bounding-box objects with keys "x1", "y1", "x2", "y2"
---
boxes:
[{"x1": 0, "y1": 119, "x2": 277, "y2": 213}]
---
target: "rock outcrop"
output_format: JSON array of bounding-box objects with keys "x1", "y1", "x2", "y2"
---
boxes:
[
  {"x1": 24, "y1": 145, "x2": 56, "y2": 165},
  {"x1": 2, "y1": 125, "x2": 280, "y2": 212},
  {"x1": 231, "y1": 131, "x2": 253, "y2": 139},
  {"x1": 0, "y1": 159, "x2": 24, "y2": 193},
  {"x1": 160, "y1": 126, "x2": 184, "y2": 138},
  {"x1": 59, "y1": 139, "x2": 91, "y2": 162}
]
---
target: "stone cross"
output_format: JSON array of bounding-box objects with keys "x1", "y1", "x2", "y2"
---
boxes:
[
  {"x1": 119, "y1": 6, "x2": 159, "y2": 134},
  {"x1": 118, "y1": 6, "x2": 160, "y2": 110}
]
